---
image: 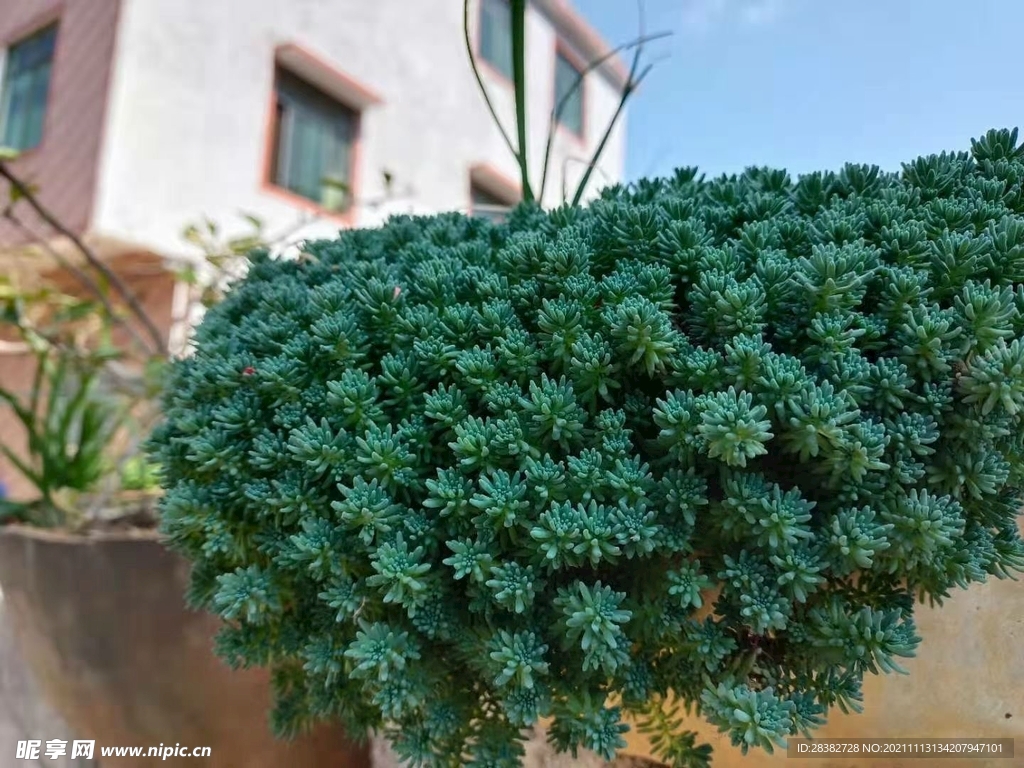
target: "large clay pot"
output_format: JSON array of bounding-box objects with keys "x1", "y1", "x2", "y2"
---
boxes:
[{"x1": 0, "y1": 525, "x2": 370, "y2": 768}]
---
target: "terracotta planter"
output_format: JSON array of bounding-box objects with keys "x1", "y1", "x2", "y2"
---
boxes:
[{"x1": 0, "y1": 525, "x2": 370, "y2": 768}]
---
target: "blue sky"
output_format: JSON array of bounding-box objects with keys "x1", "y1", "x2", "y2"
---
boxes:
[{"x1": 578, "y1": 0, "x2": 1024, "y2": 181}]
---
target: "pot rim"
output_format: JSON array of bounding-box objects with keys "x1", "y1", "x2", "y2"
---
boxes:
[{"x1": 0, "y1": 522, "x2": 163, "y2": 544}]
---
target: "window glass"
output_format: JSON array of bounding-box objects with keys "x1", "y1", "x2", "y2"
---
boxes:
[
  {"x1": 0, "y1": 24, "x2": 58, "y2": 151},
  {"x1": 554, "y1": 50, "x2": 584, "y2": 137},
  {"x1": 480, "y1": 0, "x2": 513, "y2": 79},
  {"x1": 272, "y1": 69, "x2": 357, "y2": 211}
]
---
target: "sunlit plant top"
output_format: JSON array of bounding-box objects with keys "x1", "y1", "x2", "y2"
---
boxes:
[{"x1": 151, "y1": 129, "x2": 1024, "y2": 767}]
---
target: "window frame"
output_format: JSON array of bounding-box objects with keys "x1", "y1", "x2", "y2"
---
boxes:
[
  {"x1": 263, "y1": 63, "x2": 363, "y2": 220},
  {"x1": 0, "y1": 21, "x2": 60, "y2": 154},
  {"x1": 468, "y1": 163, "x2": 520, "y2": 223},
  {"x1": 477, "y1": 0, "x2": 514, "y2": 84},
  {"x1": 552, "y1": 41, "x2": 586, "y2": 142}
]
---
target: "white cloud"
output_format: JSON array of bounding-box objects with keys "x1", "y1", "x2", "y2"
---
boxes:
[{"x1": 682, "y1": 0, "x2": 788, "y2": 30}]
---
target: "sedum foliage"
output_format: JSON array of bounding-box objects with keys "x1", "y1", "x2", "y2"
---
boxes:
[{"x1": 151, "y1": 129, "x2": 1024, "y2": 768}]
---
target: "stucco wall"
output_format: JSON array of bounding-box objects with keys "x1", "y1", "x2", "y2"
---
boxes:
[
  {"x1": 0, "y1": 0, "x2": 121, "y2": 248},
  {"x1": 92, "y1": 0, "x2": 627, "y2": 261}
]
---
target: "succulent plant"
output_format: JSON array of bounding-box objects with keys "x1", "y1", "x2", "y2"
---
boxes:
[{"x1": 151, "y1": 129, "x2": 1024, "y2": 767}]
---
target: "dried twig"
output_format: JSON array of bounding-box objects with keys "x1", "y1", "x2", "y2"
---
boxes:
[
  {"x1": 0, "y1": 161, "x2": 167, "y2": 356},
  {"x1": 3, "y1": 207, "x2": 154, "y2": 357},
  {"x1": 560, "y1": 155, "x2": 614, "y2": 202},
  {"x1": 570, "y1": 64, "x2": 653, "y2": 207}
]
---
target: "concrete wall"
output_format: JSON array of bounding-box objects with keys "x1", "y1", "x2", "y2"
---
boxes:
[
  {"x1": 0, "y1": 529, "x2": 370, "y2": 768},
  {"x1": 92, "y1": 0, "x2": 627, "y2": 262},
  {"x1": 0, "y1": 594, "x2": 96, "y2": 768},
  {"x1": 622, "y1": 514, "x2": 1024, "y2": 768}
]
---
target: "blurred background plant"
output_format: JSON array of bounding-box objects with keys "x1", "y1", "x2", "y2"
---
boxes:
[
  {"x1": 0, "y1": 275, "x2": 141, "y2": 526},
  {"x1": 0, "y1": 238, "x2": 166, "y2": 528},
  {"x1": 0, "y1": 151, "x2": 264, "y2": 530},
  {"x1": 1, "y1": 137, "x2": 341, "y2": 529}
]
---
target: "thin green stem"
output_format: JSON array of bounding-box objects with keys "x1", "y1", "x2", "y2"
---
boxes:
[
  {"x1": 569, "y1": 0, "x2": 661, "y2": 207},
  {"x1": 570, "y1": 65, "x2": 651, "y2": 207},
  {"x1": 463, "y1": 0, "x2": 519, "y2": 163},
  {"x1": 538, "y1": 31, "x2": 671, "y2": 204},
  {"x1": 571, "y1": 31, "x2": 654, "y2": 209},
  {"x1": 510, "y1": 0, "x2": 533, "y2": 203}
]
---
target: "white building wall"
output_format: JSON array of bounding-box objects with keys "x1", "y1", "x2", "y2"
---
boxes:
[{"x1": 93, "y1": 0, "x2": 626, "y2": 262}]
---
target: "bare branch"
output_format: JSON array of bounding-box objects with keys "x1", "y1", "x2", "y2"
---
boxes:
[
  {"x1": 561, "y1": 0, "x2": 666, "y2": 207},
  {"x1": 3, "y1": 208, "x2": 154, "y2": 358},
  {"x1": 560, "y1": 155, "x2": 613, "y2": 203},
  {"x1": 0, "y1": 162, "x2": 167, "y2": 355}
]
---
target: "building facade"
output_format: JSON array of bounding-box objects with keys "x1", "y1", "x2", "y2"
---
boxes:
[
  {"x1": 0, "y1": 0, "x2": 628, "y2": 265},
  {"x1": 0, "y1": 0, "x2": 627, "y2": 499}
]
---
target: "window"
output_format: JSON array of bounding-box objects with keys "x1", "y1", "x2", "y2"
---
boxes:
[
  {"x1": 269, "y1": 68, "x2": 358, "y2": 211},
  {"x1": 470, "y1": 183, "x2": 512, "y2": 223},
  {"x1": 469, "y1": 164, "x2": 519, "y2": 223},
  {"x1": 0, "y1": 24, "x2": 58, "y2": 151},
  {"x1": 479, "y1": 0, "x2": 513, "y2": 80},
  {"x1": 554, "y1": 49, "x2": 584, "y2": 138}
]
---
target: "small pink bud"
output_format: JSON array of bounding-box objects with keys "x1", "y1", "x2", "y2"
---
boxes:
[{"x1": 393, "y1": 286, "x2": 402, "y2": 300}]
